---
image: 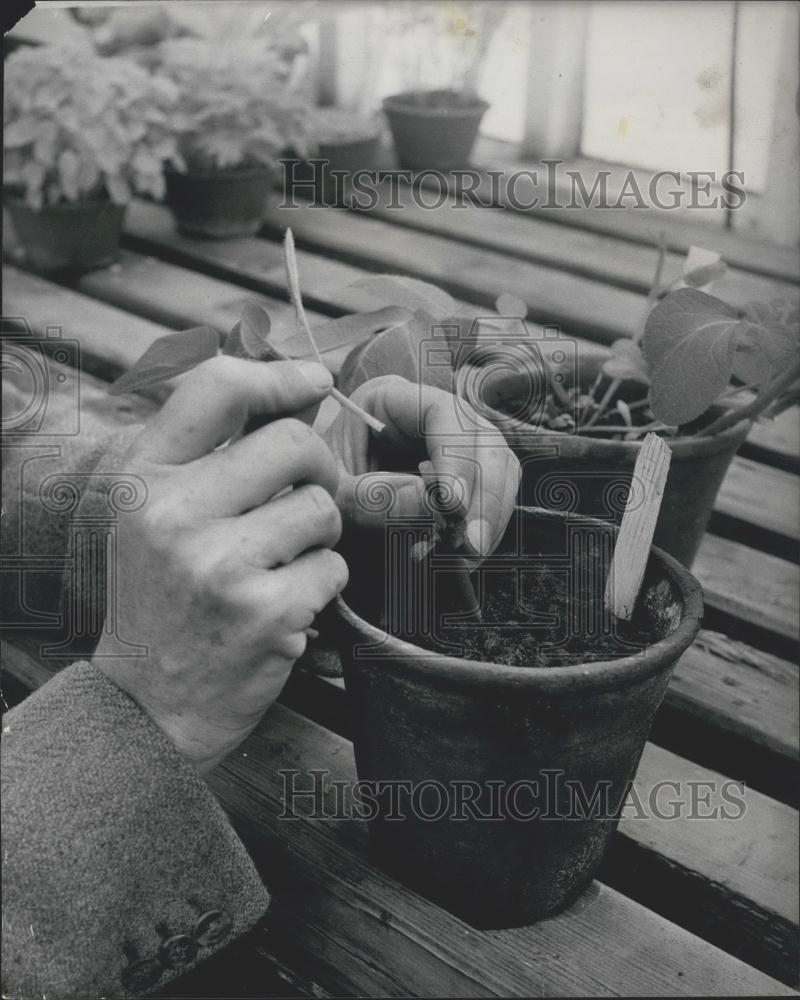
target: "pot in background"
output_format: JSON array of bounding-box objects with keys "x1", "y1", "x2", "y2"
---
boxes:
[
  {"x1": 335, "y1": 507, "x2": 703, "y2": 927},
  {"x1": 4, "y1": 195, "x2": 125, "y2": 272},
  {"x1": 383, "y1": 89, "x2": 490, "y2": 170},
  {"x1": 163, "y1": 165, "x2": 273, "y2": 239}
]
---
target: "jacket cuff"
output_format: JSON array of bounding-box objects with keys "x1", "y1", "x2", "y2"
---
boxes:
[{"x1": 2, "y1": 661, "x2": 270, "y2": 998}]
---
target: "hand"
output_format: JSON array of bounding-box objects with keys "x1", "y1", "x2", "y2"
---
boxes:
[
  {"x1": 324, "y1": 375, "x2": 520, "y2": 557},
  {"x1": 93, "y1": 357, "x2": 349, "y2": 774}
]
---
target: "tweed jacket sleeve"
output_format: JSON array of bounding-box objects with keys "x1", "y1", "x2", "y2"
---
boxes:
[
  {"x1": 1, "y1": 661, "x2": 271, "y2": 998},
  {"x1": 2, "y1": 359, "x2": 270, "y2": 997}
]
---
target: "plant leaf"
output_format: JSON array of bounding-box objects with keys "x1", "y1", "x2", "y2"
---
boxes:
[
  {"x1": 642, "y1": 289, "x2": 739, "y2": 424},
  {"x1": 343, "y1": 275, "x2": 455, "y2": 318},
  {"x1": 338, "y1": 311, "x2": 457, "y2": 397},
  {"x1": 731, "y1": 300, "x2": 800, "y2": 385},
  {"x1": 601, "y1": 339, "x2": 650, "y2": 385},
  {"x1": 495, "y1": 292, "x2": 528, "y2": 319},
  {"x1": 683, "y1": 245, "x2": 727, "y2": 289},
  {"x1": 222, "y1": 320, "x2": 244, "y2": 357},
  {"x1": 240, "y1": 303, "x2": 273, "y2": 359},
  {"x1": 299, "y1": 307, "x2": 415, "y2": 359},
  {"x1": 109, "y1": 326, "x2": 220, "y2": 395}
]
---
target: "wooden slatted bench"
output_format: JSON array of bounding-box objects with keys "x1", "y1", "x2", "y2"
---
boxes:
[{"x1": 2, "y1": 175, "x2": 798, "y2": 996}]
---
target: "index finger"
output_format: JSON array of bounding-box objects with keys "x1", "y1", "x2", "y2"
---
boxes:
[
  {"x1": 131, "y1": 356, "x2": 333, "y2": 465},
  {"x1": 351, "y1": 377, "x2": 475, "y2": 518}
]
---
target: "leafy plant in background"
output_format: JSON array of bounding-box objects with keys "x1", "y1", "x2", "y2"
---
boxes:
[
  {"x1": 153, "y1": 38, "x2": 311, "y2": 172},
  {"x1": 3, "y1": 43, "x2": 182, "y2": 208},
  {"x1": 332, "y1": 248, "x2": 800, "y2": 441},
  {"x1": 376, "y1": 1, "x2": 510, "y2": 97}
]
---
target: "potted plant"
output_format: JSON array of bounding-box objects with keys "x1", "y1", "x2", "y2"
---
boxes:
[
  {"x1": 284, "y1": 107, "x2": 385, "y2": 203},
  {"x1": 154, "y1": 38, "x2": 311, "y2": 238},
  {"x1": 380, "y1": 3, "x2": 508, "y2": 169},
  {"x1": 3, "y1": 43, "x2": 181, "y2": 272},
  {"x1": 334, "y1": 505, "x2": 703, "y2": 925},
  {"x1": 334, "y1": 257, "x2": 800, "y2": 567}
]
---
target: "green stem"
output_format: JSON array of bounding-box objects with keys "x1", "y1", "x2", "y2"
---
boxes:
[
  {"x1": 582, "y1": 377, "x2": 620, "y2": 429},
  {"x1": 583, "y1": 232, "x2": 666, "y2": 431},
  {"x1": 702, "y1": 361, "x2": 800, "y2": 436}
]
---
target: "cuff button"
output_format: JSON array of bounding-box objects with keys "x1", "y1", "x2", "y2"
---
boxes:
[
  {"x1": 121, "y1": 956, "x2": 162, "y2": 993},
  {"x1": 193, "y1": 909, "x2": 232, "y2": 947},
  {"x1": 159, "y1": 933, "x2": 197, "y2": 969}
]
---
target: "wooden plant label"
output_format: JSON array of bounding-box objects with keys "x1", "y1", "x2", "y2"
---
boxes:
[{"x1": 604, "y1": 432, "x2": 671, "y2": 621}]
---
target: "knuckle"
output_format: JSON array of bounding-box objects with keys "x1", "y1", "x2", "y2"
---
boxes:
[
  {"x1": 303, "y1": 484, "x2": 342, "y2": 537},
  {"x1": 278, "y1": 631, "x2": 307, "y2": 662},
  {"x1": 323, "y1": 550, "x2": 349, "y2": 596},
  {"x1": 275, "y1": 416, "x2": 315, "y2": 449},
  {"x1": 194, "y1": 354, "x2": 240, "y2": 386},
  {"x1": 137, "y1": 495, "x2": 181, "y2": 540}
]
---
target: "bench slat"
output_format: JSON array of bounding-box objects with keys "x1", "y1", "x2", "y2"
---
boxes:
[
  {"x1": 118, "y1": 200, "x2": 798, "y2": 467},
  {"x1": 465, "y1": 149, "x2": 800, "y2": 285},
  {"x1": 277, "y1": 669, "x2": 799, "y2": 983},
  {"x1": 349, "y1": 181, "x2": 798, "y2": 305},
  {"x1": 693, "y1": 533, "x2": 799, "y2": 642}
]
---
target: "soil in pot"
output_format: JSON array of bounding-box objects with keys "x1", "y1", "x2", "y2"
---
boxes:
[
  {"x1": 383, "y1": 89, "x2": 489, "y2": 170},
  {"x1": 418, "y1": 556, "x2": 654, "y2": 668},
  {"x1": 4, "y1": 195, "x2": 125, "y2": 272},
  {"x1": 164, "y1": 165, "x2": 273, "y2": 238},
  {"x1": 335, "y1": 508, "x2": 703, "y2": 927}
]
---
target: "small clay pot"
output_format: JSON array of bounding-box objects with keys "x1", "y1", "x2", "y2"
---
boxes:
[
  {"x1": 480, "y1": 353, "x2": 750, "y2": 567},
  {"x1": 383, "y1": 89, "x2": 489, "y2": 170},
  {"x1": 4, "y1": 194, "x2": 125, "y2": 272},
  {"x1": 283, "y1": 135, "x2": 383, "y2": 204},
  {"x1": 334, "y1": 508, "x2": 703, "y2": 926},
  {"x1": 163, "y1": 165, "x2": 273, "y2": 238}
]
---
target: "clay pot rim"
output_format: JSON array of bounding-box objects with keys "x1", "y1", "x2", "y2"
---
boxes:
[
  {"x1": 497, "y1": 410, "x2": 752, "y2": 459},
  {"x1": 336, "y1": 507, "x2": 704, "y2": 693},
  {"x1": 3, "y1": 191, "x2": 124, "y2": 214},
  {"x1": 383, "y1": 89, "x2": 490, "y2": 118},
  {"x1": 164, "y1": 163, "x2": 275, "y2": 182}
]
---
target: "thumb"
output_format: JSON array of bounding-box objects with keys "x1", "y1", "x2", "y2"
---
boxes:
[{"x1": 132, "y1": 357, "x2": 332, "y2": 464}]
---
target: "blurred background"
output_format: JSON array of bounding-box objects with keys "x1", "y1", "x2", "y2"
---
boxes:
[{"x1": 6, "y1": 0, "x2": 799, "y2": 246}]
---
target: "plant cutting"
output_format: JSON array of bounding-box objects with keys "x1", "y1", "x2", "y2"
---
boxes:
[
  {"x1": 108, "y1": 230, "x2": 385, "y2": 435},
  {"x1": 332, "y1": 249, "x2": 800, "y2": 565},
  {"x1": 154, "y1": 38, "x2": 311, "y2": 238},
  {"x1": 3, "y1": 43, "x2": 181, "y2": 271},
  {"x1": 380, "y1": 2, "x2": 508, "y2": 169}
]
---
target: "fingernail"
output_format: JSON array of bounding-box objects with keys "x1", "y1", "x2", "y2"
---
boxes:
[
  {"x1": 466, "y1": 518, "x2": 492, "y2": 557},
  {"x1": 296, "y1": 361, "x2": 333, "y2": 392}
]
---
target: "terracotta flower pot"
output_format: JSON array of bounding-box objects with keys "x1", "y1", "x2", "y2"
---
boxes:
[
  {"x1": 383, "y1": 89, "x2": 489, "y2": 170},
  {"x1": 284, "y1": 135, "x2": 383, "y2": 204},
  {"x1": 479, "y1": 354, "x2": 751, "y2": 567},
  {"x1": 4, "y1": 194, "x2": 125, "y2": 272},
  {"x1": 163, "y1": 165, "x2": 273, "y2": 239},
  {"x1": 334, "y1": 508, "x2": 703, "y2": 926}
]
